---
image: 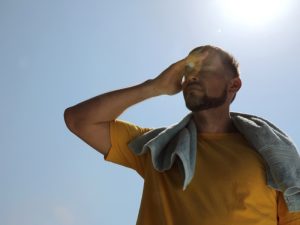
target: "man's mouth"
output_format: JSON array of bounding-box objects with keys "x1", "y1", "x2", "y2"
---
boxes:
[{"x1": 186, "y1": 83, "x2": 204, "y2": 91}]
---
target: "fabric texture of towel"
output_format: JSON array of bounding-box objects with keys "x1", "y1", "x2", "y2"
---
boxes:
[{"x1": 128, "y1": 112, "x2": 300, "y2": 212}]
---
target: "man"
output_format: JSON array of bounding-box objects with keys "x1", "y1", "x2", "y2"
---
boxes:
[{"x1": 64, "y1": 45, "x2": 300, "y2": 225}]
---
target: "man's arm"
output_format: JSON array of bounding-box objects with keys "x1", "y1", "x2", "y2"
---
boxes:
[{"x1": 64, "y1": 58, "x2": 187, "y2": 156}]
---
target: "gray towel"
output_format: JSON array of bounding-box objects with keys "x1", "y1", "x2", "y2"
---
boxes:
[{"x1": 128, "y1": 112, "x2": 300, "y2": 212}]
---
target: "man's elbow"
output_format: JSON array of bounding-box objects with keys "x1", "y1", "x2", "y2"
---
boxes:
[{"x1": 64, "y1": 108, "x2": 76, "y2": 132}]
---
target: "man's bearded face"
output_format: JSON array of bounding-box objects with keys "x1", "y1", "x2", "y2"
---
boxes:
[
  {"x1": 183, "y1": 84, "x2": 228, "y2": 112},
  {"x1": 182, "y1": 50, "x2": 230, "y2": 112}
]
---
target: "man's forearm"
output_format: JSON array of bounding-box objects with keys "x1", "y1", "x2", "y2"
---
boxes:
[
  {"x1": 65, "y1": 79, "x2": 160, "y2": 126},
  {"x1": 65, "y1": 57, "x2": 187, "y2": 127}
]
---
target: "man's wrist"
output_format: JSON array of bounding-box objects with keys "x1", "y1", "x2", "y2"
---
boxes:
[{"x1": 142, "y1": 79, "x2": 164, "y2": 97}]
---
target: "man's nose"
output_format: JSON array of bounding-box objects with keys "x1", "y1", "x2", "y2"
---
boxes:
[
  {"x1": 189, "y1": 74, "x2": 199, "y2": 81},
  {"x1": 185, "y1": 72, "x2": 200, "y2": 83},
  {"x1": 182, "y1": 73, "x2": 199, "y2": 87}
]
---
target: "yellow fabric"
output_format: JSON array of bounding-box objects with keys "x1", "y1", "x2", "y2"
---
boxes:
[{"x1": 104, "y1": 120, "x2": 300, "y2": 225}]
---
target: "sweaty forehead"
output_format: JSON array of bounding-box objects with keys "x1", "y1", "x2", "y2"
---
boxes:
[
  {"x1": 188, "y1": 49, "x2": 224, "y2": 70},
  {"x1": 203, "y1": 52, "x2": 223, "y2": 68}
]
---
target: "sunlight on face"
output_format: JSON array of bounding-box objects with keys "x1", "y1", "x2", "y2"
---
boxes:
[{"x1": 218, "y1": 0, "x2": 293, "y2": 27}]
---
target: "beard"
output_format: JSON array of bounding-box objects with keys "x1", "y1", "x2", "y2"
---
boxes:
[{"x1": 183, "y1": 86, "x2": 228, "y2": 112}]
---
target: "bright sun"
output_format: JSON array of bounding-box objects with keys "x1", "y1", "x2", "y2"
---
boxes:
[{"x1": 218, "y1": 0, "x2": 292, "y2": 26}]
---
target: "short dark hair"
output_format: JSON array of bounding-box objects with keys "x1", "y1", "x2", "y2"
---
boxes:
[{"x1": 189, "y1": 45, "x2": 240, "y2": 102}]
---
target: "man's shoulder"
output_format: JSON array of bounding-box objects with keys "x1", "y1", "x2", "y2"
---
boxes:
[{"x1": 110, "y1": 119, "x2": 153, "y2": 137}]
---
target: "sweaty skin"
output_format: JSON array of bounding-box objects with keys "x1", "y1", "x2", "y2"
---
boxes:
[
  {"x1": 182, "y1": 50, "x2": 210, "y2": 86},
  {"x1": 185, "y1": 49, "x2": 209, "y2": 71}
]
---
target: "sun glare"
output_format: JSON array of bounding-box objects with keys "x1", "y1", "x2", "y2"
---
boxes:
[{"x1": 218, "y1": 0, "x2": 292, "y2": 27}]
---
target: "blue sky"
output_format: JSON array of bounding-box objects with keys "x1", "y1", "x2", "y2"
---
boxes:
[{"x1": 1, "y1": 0, "x2": 300, "y2": 224}]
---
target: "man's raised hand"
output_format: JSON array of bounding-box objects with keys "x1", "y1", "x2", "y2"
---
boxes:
[{"x1": 150, "y1": 58, "x2": 187, "y2": 96}]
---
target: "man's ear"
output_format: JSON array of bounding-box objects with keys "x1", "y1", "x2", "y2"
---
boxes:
[{"x1": 229, "y1": 77, "x2": 242, "y2": 94}]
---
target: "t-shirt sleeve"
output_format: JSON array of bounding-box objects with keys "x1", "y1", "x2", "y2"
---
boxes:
[
  {"x1": 104, "y1": 119, "x2": 152, "y2": 177},
  {"x1": 277, "y1": 191, "x2": 300, "y2": 224}
]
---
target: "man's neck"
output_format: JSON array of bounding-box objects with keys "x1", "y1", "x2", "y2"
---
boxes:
[{"x1": 192, "y1": 107, "x2": 238, "y2": 133}]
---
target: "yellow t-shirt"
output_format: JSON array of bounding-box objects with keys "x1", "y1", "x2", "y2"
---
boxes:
[{"x1": 104, "y1": 120, "x2": 300, "y2": 225}]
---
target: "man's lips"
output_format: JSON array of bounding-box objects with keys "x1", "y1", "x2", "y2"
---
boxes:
[{"x1": 185, "y1": 83, "x2": 204, "y2": 92}]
